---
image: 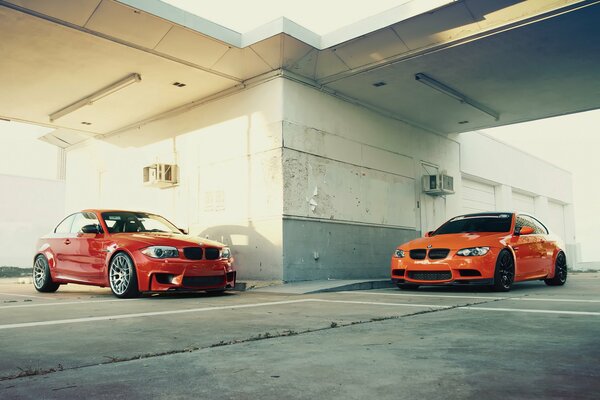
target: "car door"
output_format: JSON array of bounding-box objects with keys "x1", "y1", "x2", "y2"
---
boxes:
[
  {"x1": 49, "y1": 213, "x2": 76, "y2": 280},
  {"x1": 526, "y1": 215, "x2": 554, "y2": 276},
  {"x1": 511, "y1": 215, "x2": 540, "y2": 279},
  {"x1": 60, "y1": 212, "x2": 107, "y2": 283}
]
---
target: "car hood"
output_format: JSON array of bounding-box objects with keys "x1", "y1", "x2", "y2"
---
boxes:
[
  {"x1": 402, "y1": 232, "x2": 508, "y2": 250},
  {"x1": 112, "y1": 233, "x2": 226, "y2": 248}
]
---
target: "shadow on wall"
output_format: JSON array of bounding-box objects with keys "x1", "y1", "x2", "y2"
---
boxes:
[{"x1": 199, "y1": 225, "x2": 281, "y2": 281}]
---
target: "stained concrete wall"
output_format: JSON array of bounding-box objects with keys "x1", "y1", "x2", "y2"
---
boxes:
[
  {"x1": 281, "y1": 79, "x2": 461, "y2": 280},
  {"x1": 65, "y1": 79, "x2": 285, "y2": 280}
]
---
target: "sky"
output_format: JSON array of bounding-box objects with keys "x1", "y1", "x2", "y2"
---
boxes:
[{"x1": 163, "y1": 0, "x2": 412, "y2": 34}]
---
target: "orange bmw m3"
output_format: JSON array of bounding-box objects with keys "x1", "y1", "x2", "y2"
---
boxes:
[{"x1": 390, "y1": 212, "x2": 567, "y2": 291}]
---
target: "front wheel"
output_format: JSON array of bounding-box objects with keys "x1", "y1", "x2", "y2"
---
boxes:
[
  {"x1": 33, "y1": 255, "x2": 60, "y2": 293},
  {"x1": 545, "y1": 252, "x2": 567, "y2": 286},
  {"x1": 109, "y1": 252, "x2": 140, "y2": 298},
  {"x1": 492, "y1": 249, "x2": 514, "y2": 292}
]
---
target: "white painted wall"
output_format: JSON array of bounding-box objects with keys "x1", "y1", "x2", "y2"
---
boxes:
[
  {"x1": 65, "y1": 79, "x2": 285, "y2": 279},
  {"x1": 456, "y1": 131, "x2": 576, "y2": 263},
  {"x1": 0, "y1": 174, "x2": 65, "y2": 267}
]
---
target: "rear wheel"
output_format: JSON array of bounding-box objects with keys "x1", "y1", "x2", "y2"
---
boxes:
[
  {"x1": 397, "y1": 283, "x2": 419, "y2": 290},
  {"x1": 32, "y1": 255, "x2": 60, "y2": 293},
  {"x1": 492, "y1": 249, "x2": 514, "y2": 292},
  {"x1": 545, "y1": 252, "x2": 567, "y2": 286},
  {"x1": 109, "y1": 252, "x2": 140, "y2": 298}
]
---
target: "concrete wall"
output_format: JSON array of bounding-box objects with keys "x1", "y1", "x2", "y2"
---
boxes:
[
  {"x1": 65, "y1": 79, "x2": 285, "y2": 279},
  {"x1": 0, "y1": 174, "x2": 65, "y2": 267},
  {"x1": 280, "y1": 79, "x2": 461, "y2": 280}
]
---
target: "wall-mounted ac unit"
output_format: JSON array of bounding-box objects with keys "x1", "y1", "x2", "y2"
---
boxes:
[
  {"x1": 422, "y1": 174, "x2": 454, "y2": 195},
  {"x1": 143, "y1": 163, "x2": 178, "y2": 188}
]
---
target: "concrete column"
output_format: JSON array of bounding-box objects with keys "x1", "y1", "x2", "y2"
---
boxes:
[
  {"x1": 56, "y1": 148, "x2": 66, "y2": 180},
  {"x1": 534, "y1": 195, "x2": 549, "y2": 220},
  {"x1": 494, "y1": 184, "x2": 512, "y2": 211},
  {"x1": 563, "y1": 203, "x2": 579, "y2": 267}
]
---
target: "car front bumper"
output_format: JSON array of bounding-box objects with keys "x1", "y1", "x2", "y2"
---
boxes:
[
  {"x1": 390, "y1": 249, "x2": 498, "y2": 286},
  {"x1": 132, "y1": 253, "x2": 236, "y2": 292}
]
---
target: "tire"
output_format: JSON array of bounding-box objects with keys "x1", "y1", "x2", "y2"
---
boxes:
[
  {"x1": 397, "y1": 283, "x2": 420, "y2": 290},
  {"x1": 33, "y1": 255, "x2": 60, "y2": 293},
  {"x1": 109, "y1": 252, "x2": 140, "y2": 298},
  {"x1": 492, "y1": 249, "x2": 515, "y2": 292},
  {"x1": 545, "y1": 252, "x2": 568, "y2": 286}
]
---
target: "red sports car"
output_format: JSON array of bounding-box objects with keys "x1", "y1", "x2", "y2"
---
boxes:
[
  {"x1": 33, "y1": 210, "x2": 236, "y2": 298},
  {"x1": 391, "y1": 212, "x2": 567, "y2": 291}
]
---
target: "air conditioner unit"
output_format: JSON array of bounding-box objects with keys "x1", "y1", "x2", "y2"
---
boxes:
[
  {"x1": 422, "y1": 174, "x2": 454, "y2": 195},
  {"x1": 143, "y1": 163, "x2": 178, "y2": 188}
]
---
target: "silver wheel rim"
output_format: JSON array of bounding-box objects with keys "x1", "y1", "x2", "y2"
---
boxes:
[
  {"x1": 109, "y1": 254, "x2": 132, "y2": 295},
  {"x1": 33, "y1": 257, "x2": 46, "y2": 289}
]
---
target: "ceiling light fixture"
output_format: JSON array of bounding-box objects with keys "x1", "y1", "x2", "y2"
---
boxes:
[
  {"x1": 415, "y1": 73, "x2": 499, "y2": 121},
  {"x1": 49, "y1": 73, "x2": 141, "y2": 122}
]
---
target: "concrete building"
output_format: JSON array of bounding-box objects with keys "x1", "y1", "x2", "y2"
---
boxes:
[{"x1": 1, "y1": 0, "x2": 597, "y2": 277}]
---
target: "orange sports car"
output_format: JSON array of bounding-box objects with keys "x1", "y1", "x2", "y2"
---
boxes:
[{"x1": 390, "y1": 212, "x2": 567, "y2": 291}]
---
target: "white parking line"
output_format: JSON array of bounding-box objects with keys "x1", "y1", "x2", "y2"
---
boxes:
[
  {"x1": 0, "y1": 299, "x2": 316, "y2": 330},
  {"x1": 463, "y1": 306, "x2": 600, "y2": 316},
  {"x1": 0, "y1": 298, "x2": 139, "y2": 310},
  {"x1": 0, "y1": 292, "x2": 58, "y2": 300},
  {"x1": 340, "y1": 291, "x2": 600, "y2": 303},
  {"x1": 313, "y1": 299, "x2": 451, "y2": 308}
]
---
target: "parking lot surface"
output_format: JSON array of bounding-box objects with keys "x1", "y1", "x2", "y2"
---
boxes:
[{"x1": 1, "y1": 274, "x2": 599, "y2": 399}]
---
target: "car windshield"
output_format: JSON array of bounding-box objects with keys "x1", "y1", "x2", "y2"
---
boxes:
[
  {"x1": 433, "y1": 214, "x2": 513, "y2": 235},
  {"x1": 101, "y1": 211, "x2": 181, "y2": 234}
]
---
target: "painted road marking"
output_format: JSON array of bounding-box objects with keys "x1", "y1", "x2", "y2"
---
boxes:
[
  {"x1": 0, "y1": 292, "x2": 58, "y2": 300},
  {"x1": 462, "y1": 306, "x2": 600, "y2": 316},
  {"x1": 0, "y1": 299, "x2": 317, "y2": 330},
  {"x1": 341, "y1": 291, "x2": 600, "y2": 303},
  {"x1": 1, "y1": 297, "x2": 597, "y2": 331},
  {"x1": 0, "y1": 298, "x2": 140, "y2": 310}
]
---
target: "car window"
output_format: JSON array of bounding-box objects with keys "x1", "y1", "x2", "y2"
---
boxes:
[
  {"x1": 433, "y1": 214, "x2": 512, "y2": 235},
  {"x1": 54, "y1": 214, "x2": 75, "y2": 234},
  {"x1": 517, "y1": 215, "x2": 547, "y2": 234},
  {"x1": 101, "y1": 211, "x2": 181, "y2": 234},
  {"x1": 70, "y1": 212, "x2": 102, "y2": 234}
]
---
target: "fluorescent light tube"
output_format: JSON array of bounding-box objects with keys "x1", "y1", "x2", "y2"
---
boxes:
[
  {"x1": 49, "y1": 73, "x2": 141, "y2": 122},
  {"x1": 415, "y1": 73, "x2": 499, "y2": 121}
]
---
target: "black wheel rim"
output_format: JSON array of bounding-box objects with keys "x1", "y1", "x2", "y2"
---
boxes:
[
  {"x1": 498, "y1": 252, "x2": 514, "y2": 289},
  {"x1": 556, "y1": 253, "x2": 567, "y2": 283}
]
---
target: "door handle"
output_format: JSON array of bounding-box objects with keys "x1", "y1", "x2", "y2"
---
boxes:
[
  {"x1": 64, "y1": 239, "x2": 71, "y2": 245},
  {"x1": 513, "y1": 247, "x2": 519, "y2": 252}
]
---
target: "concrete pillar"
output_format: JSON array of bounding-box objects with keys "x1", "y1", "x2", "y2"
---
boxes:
[
  {"x1": 56, "y1": 148, "x2": 66, "y2": 180},
  {"x1": 494, "y1": 184, "x2": 512, "y2": 211},
  {"x1": 563, "y1": 203, "x2": 578, "y2": 267},
  {"x1": 534, "y1": 195, "x2": 549, "y2": 220}
]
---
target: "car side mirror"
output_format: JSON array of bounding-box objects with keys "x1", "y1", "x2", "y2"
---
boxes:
[
  {"x1": 81, "y1": 224, "x2": 102, "y2": 234},
  {"x1": 515, "y1": 226, "x2": 534, "y2": 236},
  {"x1": 425, "y1": 231, "x2": 434, "y2": 237}
]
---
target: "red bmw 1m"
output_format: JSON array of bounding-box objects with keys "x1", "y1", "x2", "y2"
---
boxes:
[
  {"x1": 33, "y1": 210, "x2": 236, "y2": 298},
  {"x1": 391, "y1": 212, "x2": 568, "y2": 291}
]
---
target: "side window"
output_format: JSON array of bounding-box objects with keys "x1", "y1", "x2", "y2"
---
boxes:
[
  {"x1": 518, "y1": 215, "x2": 547, "y2": 234},
  {"x1": 70, "y1": 212, "x2": 102, "y2": 234},
  {"x1": 55, "y1": 214, "x2": 75, "y2": 234}
]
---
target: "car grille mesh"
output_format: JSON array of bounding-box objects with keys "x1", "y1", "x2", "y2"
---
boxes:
[
  {"x1": 205, "y1": 248, "x2": 220, "y2": 260},
  {"x1": 182, "y1": 276, "x2": 225, "y2": 287},
  {"x1": 409, "y1": 249, "x2": 427, "y2": 260},
  {"x1": 183, "y1": 247, "x2": 203, "y2": 260},
  {"x1": 407, "y1": 271, "x2": 452, "y2": 281},
  {"x1": 428, "y1": 248, "x2": 450, "y2": 259}
]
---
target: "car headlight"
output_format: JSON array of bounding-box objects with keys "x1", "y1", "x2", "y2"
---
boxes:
[
  {"x1": 456, "y1": 247, "x2": 490, "y2": 256},
  {"x1": 141, "y1": 246, "x2": 179, "y2": 259},
  {"x1": 393, "y1": 249, "x2": 405, "y2": 258},
  {"x1": 220, "y1": 247, "x2": 232, "y2": 260}
]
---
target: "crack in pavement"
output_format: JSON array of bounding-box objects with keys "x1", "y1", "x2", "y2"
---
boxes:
[{"x1": 0, "y1": 297, "x2": 505, "y2": 382}]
